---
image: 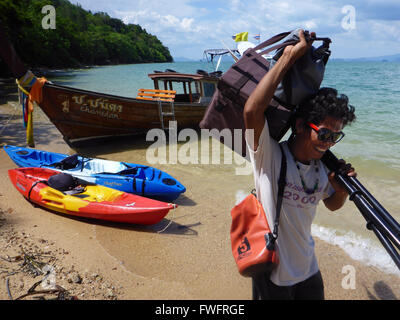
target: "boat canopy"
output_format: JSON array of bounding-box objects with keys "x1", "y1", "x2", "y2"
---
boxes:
[
  {"x1": 147, "y1": 72, "x2": 219, "y2": 103},
  {"x1": 203, "y1": 49, "x2": 240, "y2": 63}
]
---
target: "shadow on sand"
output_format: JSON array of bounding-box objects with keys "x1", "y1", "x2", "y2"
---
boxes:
[
  {"x1": 26, "y1": 200, "x2": 200, "y2": 237},
  {"x1": 365, "y1": 281, "x2": 398, "y2": 300}
]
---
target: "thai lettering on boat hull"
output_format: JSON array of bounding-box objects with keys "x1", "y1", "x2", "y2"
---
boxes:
[
  {"x1": 80, "y1": 105, "x2": 120, "y2": 119},
  {"x1": 72, "y1": 95, "x2": 123, "y2": 113}
]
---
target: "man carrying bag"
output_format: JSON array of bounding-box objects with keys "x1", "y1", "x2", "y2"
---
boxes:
[{"x1": 243, "y1": 30, "x2": 357, "y2": 300}]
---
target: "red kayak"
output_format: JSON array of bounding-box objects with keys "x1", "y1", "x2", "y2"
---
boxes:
[{"x1": 8, "y1": 167, "x2": 177, "y2": 225}]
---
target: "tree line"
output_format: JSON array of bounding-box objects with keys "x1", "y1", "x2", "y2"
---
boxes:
[{"x1": 0, "y1": 0, "x2": 173, "y2": 75}]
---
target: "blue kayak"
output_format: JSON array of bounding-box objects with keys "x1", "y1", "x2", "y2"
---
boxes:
[{"x1": 3, "y1": 145, "x2": 185, "y2": 201}]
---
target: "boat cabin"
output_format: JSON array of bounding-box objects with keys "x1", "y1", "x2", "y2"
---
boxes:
[{"x1": 147, "y1": 71, "x2": 219, "y2": 104}]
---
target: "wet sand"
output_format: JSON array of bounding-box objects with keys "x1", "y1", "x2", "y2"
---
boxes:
[{"x1": 0, "y1": 98, "x2": 399, "y2": 300}]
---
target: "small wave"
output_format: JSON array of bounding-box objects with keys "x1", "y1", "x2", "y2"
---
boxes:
[{"x1": 312, "y1": 224, "x2": 400, "y2": 277}]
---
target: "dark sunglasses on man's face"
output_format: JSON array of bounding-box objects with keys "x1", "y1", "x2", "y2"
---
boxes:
[{"x1": 308, "y1": 123, "x2": 345, "y2": 143}]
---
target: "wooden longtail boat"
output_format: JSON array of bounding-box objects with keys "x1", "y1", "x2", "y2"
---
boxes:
[
  {"x1": 35, "y1": 71, "x2": 219, "y2": 146},
  {"x1": 0, "y1": 24, "x2": 219, "y2": 146}
]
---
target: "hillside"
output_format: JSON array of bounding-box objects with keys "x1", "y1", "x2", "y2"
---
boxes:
[
  {"x1": 333, "y1": 53, "x2": 400, "y2": 62},
  {"x1": 0, "y1": 0, "x2": 173, "y2": 75}
]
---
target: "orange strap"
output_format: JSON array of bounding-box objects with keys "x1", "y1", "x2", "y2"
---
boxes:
[
  {"x1": 28, "y1": 77, "x2": 47, "y2": 112},
  {"x1": 26, "y1": 77, "x2": 46, "y2": 147}
]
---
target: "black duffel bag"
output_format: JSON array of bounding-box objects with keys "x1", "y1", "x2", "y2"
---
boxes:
[{"x1": 199, "y1": 29, "x2": 331, "y2": 158}]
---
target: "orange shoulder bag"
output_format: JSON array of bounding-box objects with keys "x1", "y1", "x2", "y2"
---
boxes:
[{"x1": 230, "y1": 144, "x2": 287, "y2": 277}]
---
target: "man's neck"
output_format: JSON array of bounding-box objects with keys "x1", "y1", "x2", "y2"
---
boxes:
[{"x1": 288, "y1": 137, "x2": 311, "y2": 165}]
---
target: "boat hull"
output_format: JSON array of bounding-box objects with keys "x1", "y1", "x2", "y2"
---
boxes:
[
  {"x1": 40, "y1": 83, "x2": 207, "y2": 144},
  {"x1": 8, "y1": 167, "x2": 176, "y2": 225}
]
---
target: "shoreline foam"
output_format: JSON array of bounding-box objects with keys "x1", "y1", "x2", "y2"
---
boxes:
[{"x1": 312, "y1": 224, "x2": 400, "y2": 277}]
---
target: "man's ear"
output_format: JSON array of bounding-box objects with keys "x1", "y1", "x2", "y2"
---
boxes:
[{"x1": 295, "y1": 118, "x2": 305, "y2": 134}]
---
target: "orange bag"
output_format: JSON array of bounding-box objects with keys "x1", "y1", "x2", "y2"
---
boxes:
[{"x1": 230, "y1": 145, "x2": 287, "y2": 277}]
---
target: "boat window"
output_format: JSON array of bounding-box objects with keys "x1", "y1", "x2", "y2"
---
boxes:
[
  {"x1": 152, "y1": 78, "x2": 205, "y2": 103},
  {"x1": 172, "y1": 80, "x2": 199, "y2": 103},
  {"x1": 202, "y1": 82, "x2": 216, "y2": 97}
]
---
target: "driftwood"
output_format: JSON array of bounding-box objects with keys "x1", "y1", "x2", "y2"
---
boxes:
[
  {"x1": 15, "y1": 279, "x2": 75, "y2": 300},
  {"x1": 3, "y1": 252, "x2": 78, "y2": 300},
  {"x1": 6, "y1": 277, "x2": 77, "y2": 300},
  {"x1": 6, "y1": 278, "x2": 12, "y2": 300}
]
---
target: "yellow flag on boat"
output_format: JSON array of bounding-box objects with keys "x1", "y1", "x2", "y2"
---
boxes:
[{"x1": 234, "y1": 32, "x2": 248, "y2": 42}]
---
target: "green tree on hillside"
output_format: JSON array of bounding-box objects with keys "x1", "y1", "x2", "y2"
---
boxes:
[{"x1": 0, "y1": 0, "x2": 173, "y2": 74}]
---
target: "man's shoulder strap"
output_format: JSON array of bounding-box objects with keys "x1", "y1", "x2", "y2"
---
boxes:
[{"x1": 272, "y1": 143, "x2": 287, "y2": 240}]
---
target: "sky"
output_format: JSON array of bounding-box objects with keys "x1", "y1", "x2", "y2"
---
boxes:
[{"x1": 68, "y1": 0, "x2": 400, "y2": 60}]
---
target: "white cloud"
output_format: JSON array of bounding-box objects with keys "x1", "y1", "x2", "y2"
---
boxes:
[
  {"x1": 117, "y1": 10, "x2": 202, "y2": 34},
  {"x1": 69, "y1": 0, "x2": 400, "y2": 59},
  {"x1": 304, "y1": 20, "x2": 318, "y2": 30},
  {"x1": 181, "y1": 18, "x2": 194, "y2": 31}
]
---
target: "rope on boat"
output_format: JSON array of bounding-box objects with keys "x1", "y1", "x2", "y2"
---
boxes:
[{"x1": 157, "y1": 208, "x2": 175, "y2": 234}]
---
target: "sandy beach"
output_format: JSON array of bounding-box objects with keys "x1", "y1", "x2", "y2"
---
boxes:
[{"x1": 0, "y1": 92, "x2": 399, "y2": 301}]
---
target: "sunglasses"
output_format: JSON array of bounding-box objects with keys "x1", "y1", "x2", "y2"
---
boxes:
[{"x1": 308, "y1": 123, "x2": 345, "y2": 143}]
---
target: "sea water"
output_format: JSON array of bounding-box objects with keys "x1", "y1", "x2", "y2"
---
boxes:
[{"x1": 46, "y1": 60, "x2": 400, "y2": 276}]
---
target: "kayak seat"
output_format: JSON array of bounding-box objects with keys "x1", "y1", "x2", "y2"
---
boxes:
[
  {"x1": 48, "y1": 173, "x2": 78, "y2": 191},
  {"x1": 117, "y1": 167, "x2": 139, "y2": 175},
  {"x1": 49, "y1": 154, "x2": 79, "y2": 170},
  {"x1": 117, "y1": 167, "x2": 147, "y2": 179},
  {"x1": 48, "y1": 173, "x2": 88, "y2": 196}
]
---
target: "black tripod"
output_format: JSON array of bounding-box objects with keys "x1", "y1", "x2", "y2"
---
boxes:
[{"x1": 322, "y1": 150, "x2": 400, "y2": 271}]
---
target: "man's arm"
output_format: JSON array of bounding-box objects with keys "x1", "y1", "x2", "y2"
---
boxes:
[
  {"x1": 323, "y1": 161, "x2": 357, "y2": 211},
  {"x1": 243, "y1": 30, "x2": 313, "y2": 150},
  {"x1": 323, "y1": 186, "x2": 348, "y2": 211}
]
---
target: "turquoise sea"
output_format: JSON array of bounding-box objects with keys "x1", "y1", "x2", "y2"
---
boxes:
[{"x1": 46, "y1": 60, "x2": 400, "y2": 276}]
